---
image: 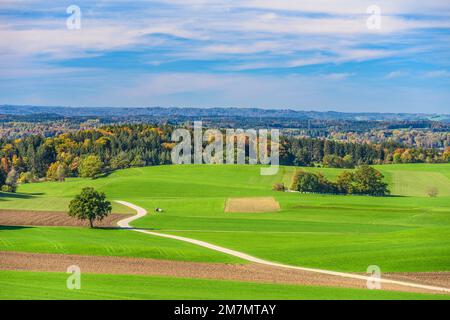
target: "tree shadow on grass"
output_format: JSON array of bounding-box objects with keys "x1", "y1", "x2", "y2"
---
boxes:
[
  {"x1": 0, "y1": 225, "x2": 34, "y2": 231},
  {"x1": 123, "y1": 226, "x2": 161, "y2": 231},
  {"x1": 93, "y1": 171, "x2": 114, "y2": 179},
  {"x1": 82, "y1": 226, "x2": 132, "y2": 231},
  {"x1": 95, "y1": 226, "x2": 161, "y2": 231},
  {"x1": 91, "y1": 226, "x2": 123, "y2": 230},
  {"x1": 0, "y1": 192, "x2": 44, "y2": 201}
]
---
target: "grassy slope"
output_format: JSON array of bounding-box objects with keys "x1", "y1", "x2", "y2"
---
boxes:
[
  {"x1": 375, "y1": 164, "x2": 450, "y2": 197},
  {"x1": 0, "y1": 270, "x2": 448, "y2": 300},
  {"x1": 0, "y1": 164, "x2": 449, "y2": 272},
  {"x1": 0, "y1": 226, "x2": 240, "y2": 263},
  {"x1": 0, "y1": 185, "x2": 133, "y2": 214}
]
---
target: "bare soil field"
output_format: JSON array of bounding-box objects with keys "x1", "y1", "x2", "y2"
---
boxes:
[
  {"x1": 0, "y1": 210, "x2": 132, "y2": 228},
  {"x1": 384, "y1": 272, "x2": 450, "y2": 289},
  {"x1": 1, "y1": 251, "x2": 447, "y2": 295},
  {"x1": 224, "y1": 197, "x2": 280, "y2": 213}
]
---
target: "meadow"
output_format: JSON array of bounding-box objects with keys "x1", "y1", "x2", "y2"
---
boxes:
[
  {"x1": 1, "y1": 271, "x2": 448, "y2": 300},
  {"x1": 0, "y1": 163, "x2": 449, "y2": 274},
  {"x1": 0, "y1": 226, "x2": 239, "y2": 263}
]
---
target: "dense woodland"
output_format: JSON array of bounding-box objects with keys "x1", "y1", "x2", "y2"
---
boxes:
[{"x1": 0, "y1": 124, "x2": 449, "y2": 192}]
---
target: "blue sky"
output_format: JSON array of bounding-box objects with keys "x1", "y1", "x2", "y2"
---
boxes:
[{"x1": 0, "y1": 0, "x2": 449, "y2": 113}]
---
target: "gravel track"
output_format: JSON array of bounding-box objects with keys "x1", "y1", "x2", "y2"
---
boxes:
[{"x1": 115, "y1": 201, "x2": 450, "y2": 295}]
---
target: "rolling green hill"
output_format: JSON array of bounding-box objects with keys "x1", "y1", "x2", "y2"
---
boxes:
[{"x1": 0, "y1": 164, "x2": 449, "y2": 272}]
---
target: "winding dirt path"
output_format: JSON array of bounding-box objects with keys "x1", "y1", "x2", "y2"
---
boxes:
[{"x1": 115, "y1": 200, "x2": 450, "y2": 294}]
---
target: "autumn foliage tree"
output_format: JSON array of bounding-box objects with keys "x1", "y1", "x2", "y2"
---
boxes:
[
  {"x1": 2, "y1": 168, "x2": 19, "y2": 192},
  {"x1": 78, "y1": 155, "x2": 103, "y2": 178},
  {"x1": 352, "y1": 165, "x2": 389, "y2": 196},
  {"x1": 443, "y1": 148, "x2": 450, "y2": 162},
  {"x1": 46, "y1": 162, "x2": 68, "y2": 182}
]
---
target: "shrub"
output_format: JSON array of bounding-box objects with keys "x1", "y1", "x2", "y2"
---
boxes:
[
  {"x1": 427, "y1": 187, "x2": 439, "y2": 198},
  {"x1": 18, "y1": 172, "x2": 36, "y2": 184},
  {"x1": 3, "y1": 168, "x2": 19, "y2": 193},
  {"x1": 1, "y1": 184, "x2": 16, "y2": 193},
  {"x1": 272, "y1": 183, "x2": 285, "y2": 191}
]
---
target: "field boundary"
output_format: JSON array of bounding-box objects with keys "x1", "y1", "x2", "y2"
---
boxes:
[
  {"x1": 115, "y1": 200, "x2": 450, "y2": 294},
  {"x1": 0, "y1": 210, "x2": 131, "y2": 227},
  {"x1": 3, "y1": 251, "x2": 449, "y2": 292}
]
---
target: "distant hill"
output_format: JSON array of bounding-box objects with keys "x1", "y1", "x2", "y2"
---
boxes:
[{"x1": 1, "y1": 105, "x2": 449, "y2": 122}]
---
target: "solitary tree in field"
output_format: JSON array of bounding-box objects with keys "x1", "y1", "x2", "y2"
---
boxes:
[
  {"x1": 427, "y1": 187, "x2": 439, "y2": 198},
  {"x1": 272, "y1": 182, "x2": 285, "y2": 191},
  {"x1": 68, "y1": 187, "x2": 112, "y2": 228}
]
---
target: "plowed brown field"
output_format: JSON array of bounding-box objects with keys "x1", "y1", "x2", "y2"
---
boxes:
[{"x1": 0, "y1": 210, "x2": 131, "y2": 227}]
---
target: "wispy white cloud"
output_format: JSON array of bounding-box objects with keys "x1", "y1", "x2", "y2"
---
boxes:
[
  {"x1": 320, "y1": 73, "x2": 354, "y2": 80},
  {"x1": 243, "y1": 0, "x2": 450, "y2": 15},
  {"x1": 1, "y1": 0, "x2": 449, "y2": 111},
  {"x1": 1, "y1": 0, "x2": 449, "y2": 67},
  {"x1": 423, "y1": 70, "x2": 450, "y2": 78},
  {"x1": 385, "y1": 71, "x2": 409, "y2": 79}
]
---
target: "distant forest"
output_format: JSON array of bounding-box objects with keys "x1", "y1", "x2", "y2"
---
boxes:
[
  {"x1": 2, "y1": 105, "x2": 449, "y2": 121},
  {"x1": 1, "y1": 106, "x2": 449, "y2": 149},
  {"x1": 0, "y1": 124, "x2": 449, "y2": 192}
]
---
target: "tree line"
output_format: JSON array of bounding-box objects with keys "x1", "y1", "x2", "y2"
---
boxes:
[
  {"x1": 0, "y1": 124, "x2": 448, "y2": 192},
  {"x1": 280, "y1": 136, "x2": 449, "y2": 168}
]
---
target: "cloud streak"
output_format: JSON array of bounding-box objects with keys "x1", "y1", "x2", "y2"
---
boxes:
[{"x1": 0, "y1": 0, "x2": 449, "y2": 112}]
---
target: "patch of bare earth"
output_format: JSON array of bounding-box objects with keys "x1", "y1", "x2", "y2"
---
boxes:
[
  {"x1": 224, "y1": 197, "x2": 280, "y2": 213},
  {"x1": 384, "y1": 272, "x2": 450, "y2": 289},
  {"x1": 0, "y1": 251, "x2": 448, "y2": 295},
  {"x1": 0, "y1": 210, "x2": 131, "y2": 228}
]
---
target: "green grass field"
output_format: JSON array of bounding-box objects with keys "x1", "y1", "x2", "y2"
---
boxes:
[
  {"x1": 1, "y1": 164, "x2": 449, "y2": 272},
  {"x1": 1, "y1": 270, "x2": 448, "y2": 300},
  {"x1": 375, "y1": 164, "x2": 450, "y2": 197},
  {"x1": 0, "y1": 226, "x2": 240, "y2": 263}
]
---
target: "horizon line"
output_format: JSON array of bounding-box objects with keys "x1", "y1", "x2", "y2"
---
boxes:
[{"x1": 1, "y1": 104, "x2": 448, "y2": 116}]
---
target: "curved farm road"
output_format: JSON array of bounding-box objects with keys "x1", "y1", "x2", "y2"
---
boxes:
[{"x1": 116, "y1": 200, "x2": 450, "y2": 295}]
